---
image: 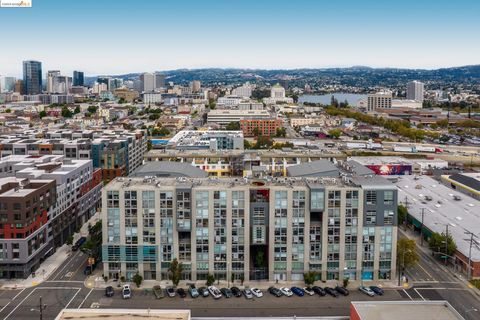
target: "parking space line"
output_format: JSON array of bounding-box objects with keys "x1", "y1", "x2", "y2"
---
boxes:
[
  {"x1": 403, "y1": 289, "x2": 413, "y2": 300},
  {"x1": 414, "y1": 288, "x2": 426, "y2": 301},
  {"x1": 78, "y1": 289, "x2": 93, "y2": 309}
]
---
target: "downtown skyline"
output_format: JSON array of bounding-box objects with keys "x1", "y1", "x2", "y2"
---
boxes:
[{"x1": 0, "y1": 0, "x2": 479, "y2": 76}]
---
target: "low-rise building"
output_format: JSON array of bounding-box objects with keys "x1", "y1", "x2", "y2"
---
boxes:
[
  {"x1": 240, "y1": 118, "x2": 283, "y2": 137},
  {"x1": 168, "y1": 130, "x2": 244, "y2": 151},
  {"x1": 207, "y1": 109, "x2": 271, "y2": 125}
]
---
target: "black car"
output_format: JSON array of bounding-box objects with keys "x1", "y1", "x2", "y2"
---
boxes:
[
  {"x1": 220, "y1": 288, "x2": 233, "y2": 298},
  {"x1": 268, "y1": 287, "x2": 283, "y2": 297},
  {"x1": 324, "y1": 287, "x2": 339, "y2": 297},
  {"x1": 312, "y1": 286, "x2": 326, "y2": 296},
  {"x1": 198, "y1": 287, "x2": 209, "y2": 297},
  {"x1": 369, "y1": 286, "x2": 384, "y2": 295},
  {"x1": 72, "y1": 236, "x2": 87, "y2": 251},
  {"x1": 230, "y1": 287, "x2": 242, "y2": 297},
  {"x1": 105, "y1": 286, "x2": 114, "y2": 297},
  {"x1": 177, "y1": 288, "x2": 187, "y2": 298},
  {"x1": 335, "y1": 286, "x2": 349, "y2": 296}
]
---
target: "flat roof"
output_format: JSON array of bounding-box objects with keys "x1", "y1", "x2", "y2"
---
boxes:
[
  {"x1": 396, "y1": 174, "x2": 480, "y2": 262},
  {"x1": 130, "y1": 162, "x2": 208, "y2": 178},
  {"x1": 287, "y1": 159, "x2": 339, "y2": 177},
  {"x1": 448, "y1": 173, "x2": 480, "y2": 192},
  {"x1": 55, "y1": 309, "x2": 190, "y2": 320},
  {"x1": 351, "y1": 301, "x2": 463, "y2": 320}
]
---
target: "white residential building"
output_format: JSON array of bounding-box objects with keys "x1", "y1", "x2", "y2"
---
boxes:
[
  {"x1": 367, "y1": 91, "x2": 392, "y2": 111},
  {"x1": 406, "y1": 80, "x2": 424, "y2": 102}
]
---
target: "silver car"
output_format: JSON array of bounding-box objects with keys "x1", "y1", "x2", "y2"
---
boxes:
[
  {"x1": 359, "y1": 285, "x2": 375, "y2": 297},
  {"x1": 243, "y1": 288, "x2": 254, "y2": 299}
]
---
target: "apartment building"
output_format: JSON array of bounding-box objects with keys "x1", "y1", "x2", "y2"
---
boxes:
[
  {"x1": 0, "y1": 155, "x2": 103, "y2": 278},
  {"x1": 168, "y1": 130, "x2": 244, "y2": 151},
  {"x1": 240, "y1": 118, "x2": 283, "y2": 137},
  {"x1": 102, "y1": 174, "x2": 397, "y2": 283},
  {"x1": 207, "y1": 109, "x2": 271, "y2": 125},
  {"x1": 367, "y1": 92, "x2": 392, "y2": 112},
  {"x1": 0, "y1": 129, "x2": 147, "y2": 182},
  {"x1": 0, "y1": 177, "x2": 56, "y2": 278}
]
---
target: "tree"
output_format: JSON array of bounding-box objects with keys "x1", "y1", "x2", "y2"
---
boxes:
[
  {"x1": 61, "y1": 106, "x2": 73, "y2": 118},
  {"x1": 397, "y1": 238, "x2": 419, "y2": 269},
  {"x1": 244, "y1": 139, "x2": 252, "y2": 149},
  {"x1": 87, "y1": 105, "x2": 98, "y2": 114},
  {"x1": 428, "y1": 232, "x2": 457, "y2": 257},
  {"x1": 168, "y1": 258, "x2": 183, "y2": 287},
  {"x1": 436, "y1": 119, "x2": 449, "y2": 128},
  {"x1": 275, "y1": 127, "x2": 286, "y2": 137},
  {"x1": 208, "y1": 98, "x2": 216, "y2": 109},
  {"x1": 343, "y1": 277, "x2": 349, "y2": 288},
  {"x1": 39, "y1": 110, "x2": 47, "y2": 118},
  {"x1": 303, "y1": 271, "x2": 317, "y2": 286},
  {"x1": 397, "y1": 205, "x2": 408, "y2": 225},
  {"x1": 206, "y1": 273, "x2": 215, "y2": 286},
  {"x1": 254, "y1": 136, "x2": 273, "y2": 149},
  {"x1": 132, "y1": 272, "x2": 143, "y2": 288},
  {"x1": 239, "y1": 273, "x2": 244, "y2": 286},
  {"x1": 226, "y1": 121, "x2": 240, "y2": 130},
  {"x1": 66, "y1": 235, "x2": 74, "y2": 246},
  {"x1": 118, "y1": 97, "x2": 126, "y2": 104},
  {"x1": 252, "y1": 127, "x2": 262, "y2": 137},
  {"x1": 147, "y1": 140, "x2": 153, "y2": 151},
  {"x1": 149, "y1": 113, "x2": 160, "y2": 120},
  {"x1": 4, "y1": 108, "x2": 11, "y2": 113},
  {"x1": 328, "y1": 129, "x2": 342, "y2": 139},
  {"x1": 74, "y1": 106, "x2": 81, "y2": 114}
]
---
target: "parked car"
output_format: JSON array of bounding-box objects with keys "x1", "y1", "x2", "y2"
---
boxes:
[
  {"x1": 251, "y1": 287, "x2": 263, "y2": 298},
  {"x1": 105, "y1": 286, "x2": 114, "y2": 297},
  {"x1": 243, "y1": 288, "x2": 254, "y2": 299},
  {"x1": 188, "y1": 284, "x2": 199, "y2": 298},
  {"x1": 280, "y1": 287, "x2": 293, "y2": 297},
  {"x1": 291, "y1": 287, "x2": 305, "y2": 297},
  {"x1": 153, "y1": 285, "x2": 164, "y2": 299},
  {"x1": 199, "y1": 287, "x2": 209, "y2": 297},
  {"x1": 220, "y1": 288, "x2": 233, "y2": 298},
  {"x1": 335, "y1": 286, "x2": 349, "y2": 296},
  {"x1": 72, "y1": 236, "x2": 87, "y2": 251},
  {"x1": 303, "y1": 287, "x2": 315, "y2": 296},
  {"x1": 166, "y1": 286, "x2": 176, "y2": 298},
  {"x1": 324, "y1": 287, "x2": 338, "y2": 297},
  {"x1": 268, "y1": 287, "x2": 283, "y2": 297},
  {"x1": 369, "y1": 286, "x2": 384, "y2": 296},
  {"x1": 208, "y1": 286, "x2": 222, "y2": 299},
  {"x1": 359, "y1": 286, "x2": 375, "y2": 297},
  {"x1": 231, "y1": 287, "x2": 242, "y2": 297},
  {"x1": 312, "y1": 286, "x2": 326, "y2": 296},
  {"x1": 177, "y1": 288, "x2": 187, "y2": 298},
  {"x1": 122, "y1": 284, "x2": 131, "y2": 299}
]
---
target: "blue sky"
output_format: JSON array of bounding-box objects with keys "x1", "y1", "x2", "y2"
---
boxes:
[{"x1": 0, "y1": 0, "x2": 479, "y2": 76}]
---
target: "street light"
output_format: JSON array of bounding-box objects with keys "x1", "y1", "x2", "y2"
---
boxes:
[
  {"x1": 30, "y1": 296, "x2": 47, "y2": 320},
  {"x1": 464, "y1": 230, "x2": 479, "y2": 281}
]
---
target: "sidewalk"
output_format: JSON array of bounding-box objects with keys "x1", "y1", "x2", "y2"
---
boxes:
[{"x1": 0, "y1": 212, "x2": 100, "y2": 290}]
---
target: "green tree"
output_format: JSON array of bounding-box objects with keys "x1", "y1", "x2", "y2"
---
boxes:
[
  {"x1": 74, "y1": 106, "x2": 81, "y2": 114},
  {"x1": 328, "y1": 129, "x2": 342, "y2": 139},
  {"x1": 208, "y1": 98, "x2": 216, "y2": 109},
  {"x1": 253, "y1": 136, "x2": 273, "y2": 149},
  {"x1": 66, "y1": 235, "x2": 74, "y2": 246},
  {"x1": 397, "y1": 238, "x2": 419, "y2": 269},
  {"x1": 252, "y1": 127, "x2": 262, "y2": 137},
  {"x1": 244, "y1": 139, "x2": 252, "y2": 149},
  {"x1": 61, "y1": 106, "x2": 73, "y2": 118},
  {"x1": 5, "y1": 108, "x2": 11, "y2": 113},
  {"x1": 149, "y1": 113, "x2": 160, "y2": 120},
  {"x1": 39, "y1": 110, "x2": 47, "y2": 118},
  {"x1": 132, "y1": 272, "x2": 143, "y2": 288},
  {"x1": 429, "y1": 232, "x2": 456, "y2": 257},
  {"x1": 118, "y1": 97, "x2": 126, "y2": 104},
  {"x1": 397, "y1": 205, "x2": 408, "y2": 225},
  {"x1": 239, "y1": 273, "x2": 244, "y2": 286},
  {"x1": 436, "y1": 119, "x2": 449, "y2": 128},
  {"x1": 303, "y1": 271, "x2": 317, "y2": 286},
  {"x1": 147, "y1": 140, "x2": 153, "y2": 151},
  {"x1": 206, "y1": 273, "x2": 215, "y2": 286},
  {"x1": 87, "y1": 105, "x2": 98, "y2": 114},
  {"x1": 275, "y1": 127, "x2": 286, "y2": 137},
  {"x1": 226, "y1": 121, "x2": 240, "y2": 130},
  {"x1": 168, "y1": 258, "x2": 183, "y2": 287}
]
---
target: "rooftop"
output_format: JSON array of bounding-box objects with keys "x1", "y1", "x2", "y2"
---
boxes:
[
  {"x1": 130, "y1": 162, "x2": 208, "y2": 178},
  {"x1": 55, "y1": 309, "x2": 190, "y2": 320},
  {"x1": 396, "y1": 174, "x2": 480, "y2": 261},
  {"x1": 351, "y1": 301, "x2": 463, "y2": 320},
  {"x1": 287, "y1": 159, "x2": 339, "y2": 177},
  {"x1": 448, "y1": 173, "x2": 480, "y2": 192}
]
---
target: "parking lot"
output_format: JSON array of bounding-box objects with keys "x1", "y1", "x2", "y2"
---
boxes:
[{"x1": 84, "y1": 286, "x2": 407, "y2": 317}]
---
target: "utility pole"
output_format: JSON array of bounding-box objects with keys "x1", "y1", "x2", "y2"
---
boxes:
[
  {"x1": 420, "y1": 208, "x2": 426, "y2": 246},
  {"x1": 464, "y1": 230, "x2": 479, "y2": 281},
  {"x1": 445, "y1": 224, "x2": 449, "y2": 266},
  {"x1": 39, "y1": 296, "x2": 47, "y2": 320}
]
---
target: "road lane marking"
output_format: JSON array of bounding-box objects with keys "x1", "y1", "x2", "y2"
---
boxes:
[
  {"x1": 45, "y1": 280, "x2": 84, "y2": 283},
  {"x1": 416, "y1": 261, "x2": 435, "y2": 280},
  {"x1": 78, "y1": 288, "x2": 93, "y2": 309},
  {"x1": 4, "y1": 289, "x2": 37, "y2": 320},
  {"x1": 50, "y1": 251, "x2": 77, "y2": 280},
  {"x1": 414, "y1": 288, "x2": 426, "y2": 301},
  {"x1": 415, "y1": 287, "x2": 469, "y2": 291},
  {"x1": 65, "y1": 288, "x2": 82, "y2": 309},
  {"x1": 11, "y1": 288, "x2": 26, "y2": 300},
  {"x1": 403, "y1": 289, "x2": 413, "y2": 300}
]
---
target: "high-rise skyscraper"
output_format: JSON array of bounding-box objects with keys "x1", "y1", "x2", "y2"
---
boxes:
[
  {"x1": 154, "y1": 72, "x2": 165, "y2": 89},
  {"x1": 23, "y1": 60, "x2": 42, "y2": 95},
  {"x1": 140, "y1": 72, "x2": 155, "y2": 92},
  {"x1": 0, "y1": 76, "x2": 16, "y2": 93},
  {"x1": 73, "y1": 71, "x2": 84, "y2": 86},
  {"x1": 47, "y1": 70, "x2": 61, "y2": 94},
  {"x1": 406, "y1": 80, "x2": 424, "y2": 102},
  {"x1": 190, "y1": 80, "x2": 201, "y2": 93}
]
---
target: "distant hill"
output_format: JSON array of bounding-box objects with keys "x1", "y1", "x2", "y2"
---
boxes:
[{"x1": 85, "y1": 65, "x2": 480, "y2": 88}]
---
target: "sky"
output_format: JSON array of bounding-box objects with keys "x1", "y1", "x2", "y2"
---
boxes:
[{"x1": 0, "y1": 0, "x2": 479, "y2": 77}]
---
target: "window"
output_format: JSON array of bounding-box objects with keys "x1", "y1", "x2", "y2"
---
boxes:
[
  {"x1": 366, "y1": 191, "x2": 376, "y2": 205},
  {"x1": 310, "y1": 190, "x2": 324, "y2": 210},
  {"x1": 384, "y1": 210, "x2": 394, "y2": 225},
  {"x1": 384, "y1": 191, "x2": 394, "y2": 205},
  {"x1": 366, "y1": 210, "x2": 376, "y2": 225}
]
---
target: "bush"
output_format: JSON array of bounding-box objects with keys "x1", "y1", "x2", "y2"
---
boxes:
[
  {"x1": 343, "y1": 278, "x2": 349, "y2": 288},
  {"x1": 132, "y1": 273, "x2": 143, "y2": 288},
  {"x1": 304, "y1": 271, "x2": 317, "y2": 286},
  {"x1": 206, "y1": 273, "x2": 215, "y2": 286}
]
